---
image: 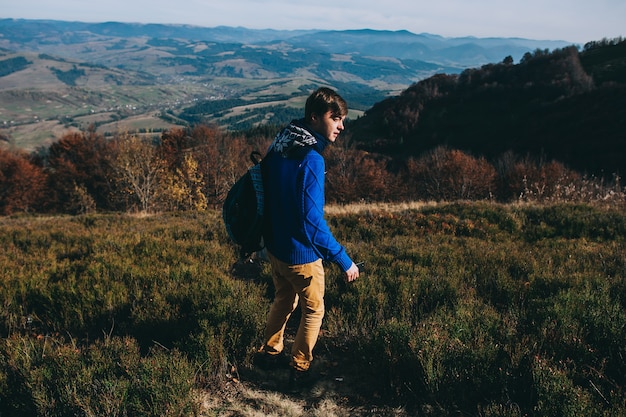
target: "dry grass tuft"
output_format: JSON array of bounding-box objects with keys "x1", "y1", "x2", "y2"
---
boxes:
[{"x1": 326, "y1": 201, "x2": 439, "y2": 215}]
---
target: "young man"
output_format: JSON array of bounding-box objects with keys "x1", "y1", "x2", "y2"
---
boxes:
[{"x1": 258, "y1": 87, "x2": 360, "y2": 381}]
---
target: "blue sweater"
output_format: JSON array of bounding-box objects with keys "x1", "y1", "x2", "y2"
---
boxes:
[{"x1": 263, "y1": 119, "x2": 353, "y2": 272}]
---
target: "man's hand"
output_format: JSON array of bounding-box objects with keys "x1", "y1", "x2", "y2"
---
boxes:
[{"x1": 345, "y1": 262, "x2": 360, "y2": 282}]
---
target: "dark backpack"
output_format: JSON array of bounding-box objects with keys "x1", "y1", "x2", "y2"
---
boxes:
[{"x1": 222, "y1": 151, "x2": 266, "y2": 260}]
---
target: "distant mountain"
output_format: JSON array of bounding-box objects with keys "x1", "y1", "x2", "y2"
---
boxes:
[
  {"x1": 0, "y1": 19, "x2": 573, "y2": 70},
  {"x1": 281, "y1": 29, "x2": 572, "y2": 65},
  {"x1": 0, "y1": 19, "x2": 316, "y2": 44},
  {"x1": 0, "y1": 18, "x2": 583, "y2": 149},
  {"x1": 0, "y1": 18, "x2": 470, "y2": 97}
]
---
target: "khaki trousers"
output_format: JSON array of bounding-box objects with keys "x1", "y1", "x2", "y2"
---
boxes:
[{"x1": 262, "y1": 252, "x2": 325, "y2": 371}]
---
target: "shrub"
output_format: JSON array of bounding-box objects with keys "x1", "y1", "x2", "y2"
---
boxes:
[
  {"x1": 532, "y1": 356, "x2": 599, "y2": 417},
  {"x1": 0, "y1": 148, "x2": 46, "y2": 215},
  {"x1": 0, "y1": 335, "x2": 198, "y2": 417},
  {"x1": 403, "y1": 146, "x2": 497, "y2": 201},
  {"x1": 325, "y1": 146, "x2": 396, "y2": 203},
  {"x1": 412, "y1": 298, "x2": 513, "y2": 408}
]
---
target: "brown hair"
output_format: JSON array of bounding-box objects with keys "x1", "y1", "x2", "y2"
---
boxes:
[{"x1": 304, "y1": 87, "x2": 348, "y2": 121}]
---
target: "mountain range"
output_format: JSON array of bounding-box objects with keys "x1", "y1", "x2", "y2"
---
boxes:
[
  {"x1": 0, "y1": 19, "x2": 572, "y2": 66},
  {"x1": 0, "y1": 18, "x2": 575, "y2": 149}
]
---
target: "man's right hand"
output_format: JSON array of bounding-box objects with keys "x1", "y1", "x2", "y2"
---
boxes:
[{"x1": 345, "y1": 262, "x2": 360, "y2": 282}]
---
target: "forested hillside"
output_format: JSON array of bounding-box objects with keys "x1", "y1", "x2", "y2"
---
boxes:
[{"x1": 348, "y1": 38, "x2": 626, "y2": 176}]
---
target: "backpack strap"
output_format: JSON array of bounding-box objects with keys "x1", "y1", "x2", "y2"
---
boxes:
[
  {"x1": 250, "y1": 151, "x2": 262, "y2": 165},
  {"x1": 248, "y1": 162, "x2": 264, "y2": 220}
]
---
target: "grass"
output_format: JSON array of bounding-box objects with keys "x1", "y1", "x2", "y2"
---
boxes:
[{"x1": 1, "y1": 202, "x2": 625, "y2": 416}]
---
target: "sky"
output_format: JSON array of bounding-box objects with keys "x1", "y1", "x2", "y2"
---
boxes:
[{"x1": 2, "y1": 0, "x2": 625, "y2": 44}]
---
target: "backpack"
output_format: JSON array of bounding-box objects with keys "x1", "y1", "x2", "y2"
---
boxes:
[{"x1": 222, "y1": 151, "x2": 266, "y2": 260}]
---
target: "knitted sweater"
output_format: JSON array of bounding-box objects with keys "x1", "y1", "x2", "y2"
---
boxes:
[{"x1": 262, "y1": 119, "x2": 353, "y2": 272}]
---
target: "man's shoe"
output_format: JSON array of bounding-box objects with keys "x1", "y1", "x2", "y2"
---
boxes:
[
  {"x1": 254, "y1": 352, "x2": 289, "y2": 370},
  {"x1": 288, "y1": 368, "x2": 315, "y2": 392}
]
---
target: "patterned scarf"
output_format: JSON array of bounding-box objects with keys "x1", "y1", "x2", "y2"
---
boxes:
[{"x1": 271, "y1": 119, "x2": 328, "y2": 159}]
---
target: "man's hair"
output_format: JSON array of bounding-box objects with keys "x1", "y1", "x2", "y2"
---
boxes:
[{"x1": 304, "y1": 87, "x2": 348, "y2": 121}]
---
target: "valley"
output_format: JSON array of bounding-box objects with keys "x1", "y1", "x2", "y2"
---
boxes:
[{"x1": 0, "y1": 19, "x2": 572, "y2": 149}]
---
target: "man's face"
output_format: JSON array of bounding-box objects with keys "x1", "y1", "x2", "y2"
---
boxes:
[{"x1": 309, "y1": 111, "x2": 345, "y2": 142}]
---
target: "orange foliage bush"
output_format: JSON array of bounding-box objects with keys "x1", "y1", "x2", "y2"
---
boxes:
[
  {"x1": 402, "y1": 146, "x2": 497, "y2": 201},
  {"x1": 495, "y1": 152, "x2": 584, "y2": 202},
  {"x1": 2, "y1": 124, "x2": 622, "y2": 215},
  {"x1": 186, "y1": 127, "x2": 271, "y2": 208},
  {"x1": 0, "y1": 148, "x2": 46, "y2": 215},
  {"x1": 325, "y1": 146, "x2": 395, "y2": 203},
  {"x1": 46, "y1": 130, "x2": 115, "y2": 213}
]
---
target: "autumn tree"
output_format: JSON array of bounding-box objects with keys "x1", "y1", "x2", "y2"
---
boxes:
[
  {"x1": 0, "y1": 148, "x2": 46, "y2": 215},
  {"x1": 156, "y1": 127, "x2": 208, "y2": 211},
  {"x1": 159, "y1": 153, "x2": 207, "y2": 211},
  {"x1": 495, "y1": 152, "x2": 582, "y2": 202},
  {"x1": 404, "y1": 146, "x2": 497, "y2": 201},
  {"x1": 159, "y1": 127, "x2": 194, "y2": 169},
  {"x1": 109, "y1": 134, "x2": 165, "y2": 213},
  {"x1": 192, "y1": 128, "x2": 269, "y2": 208},
  {"x1": 45, "y1": 129, "x2": 113, "y2": 213},
  {"x1": 325, "y1": 144, "x2": 396, "y2": 203},
  {"x1": 156, "y1": 125, "x2": 269, "y2": 210}
]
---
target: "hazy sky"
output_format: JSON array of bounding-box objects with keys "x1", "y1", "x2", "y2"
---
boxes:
[{"x1": 3, "y1": 0, "x2": 625, "y2": 44}]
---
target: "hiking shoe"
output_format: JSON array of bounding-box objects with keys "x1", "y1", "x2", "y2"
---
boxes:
[
  {"x1": 254, "y1": 351, "x2": 289, "y2": 370},
  {"x1": 288, "y1": 368, "x2": 315, "y2": 392}
]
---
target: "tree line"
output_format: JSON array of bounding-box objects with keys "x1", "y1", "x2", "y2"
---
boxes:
[
  {"x1": 0, "y1": 56, "x2": 31, "y2": 77},
  {"x1": 1, "y1": 123, "x2": 624, "y2": 216}
]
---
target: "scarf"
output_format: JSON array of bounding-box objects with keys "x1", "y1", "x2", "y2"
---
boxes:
[{"x1": 271, "y1": 119, "x2": 329, "y2": 159}]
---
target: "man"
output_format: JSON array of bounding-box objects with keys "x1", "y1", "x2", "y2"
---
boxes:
[{"x1": 257, "y1": 87, "x2": 360, "y2": 383}]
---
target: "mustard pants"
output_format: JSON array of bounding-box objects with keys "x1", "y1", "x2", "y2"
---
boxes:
[{"x1": 262, "y1": 252, "x2": 325, "y2": 371}]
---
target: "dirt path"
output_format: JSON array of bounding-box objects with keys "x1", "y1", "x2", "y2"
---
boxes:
[
  {"x1": 201, "y1": 341, "x2": 408, "y2": 417},
  {"x1": 217, "y1": 259, "x2": 410, "y2": 415}
]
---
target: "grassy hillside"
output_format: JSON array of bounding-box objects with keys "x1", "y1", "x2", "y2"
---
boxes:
[{"x1": 1, "y1": 202, "x2": 625, "y2": 416}]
